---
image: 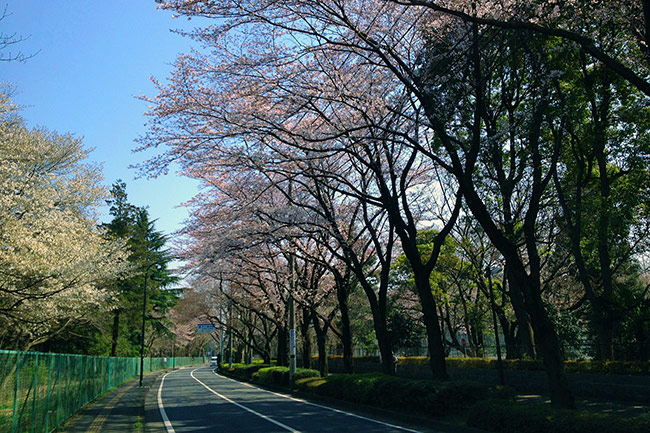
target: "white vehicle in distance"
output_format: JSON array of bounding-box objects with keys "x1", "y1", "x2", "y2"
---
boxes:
[{"x1": 209, "y1": 356, "x2": 219, "y2": 367}]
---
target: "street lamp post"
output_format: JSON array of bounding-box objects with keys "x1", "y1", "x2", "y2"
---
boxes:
[
  {"x1": 228, "y1": 302, "x2": 233, "y2": 370},
  {"x1": 140, "y1": 261, "x2": 161, "y2": 387},
  {"x1": 288, "y1": 251, "x2": 297, "y2": 389}
]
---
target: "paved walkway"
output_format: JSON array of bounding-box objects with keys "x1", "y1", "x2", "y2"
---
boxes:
[{"x1": 57, "y1": 370, "x2": 169, "y2": 433}]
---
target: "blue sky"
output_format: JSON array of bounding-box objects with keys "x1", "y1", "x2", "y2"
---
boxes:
[{"x1": 1, "y1": 1, "x2": 208, "y2": 239}]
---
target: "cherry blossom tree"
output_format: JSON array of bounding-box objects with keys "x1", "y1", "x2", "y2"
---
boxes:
[
  {"x1": 143, "y1": 0, "x2": 650, "y2": 408},
  {"x1": 140, "y1": 0, "x2": 572, "y2": 406},
  {"x1": 141, "y1": 1, "x2": 462, "y2": 378},
  {"x1": 0, "y1": 91, "x2": 129, "y2": 350}
]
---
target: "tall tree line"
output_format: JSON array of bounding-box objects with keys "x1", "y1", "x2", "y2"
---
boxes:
[{"x1": 139, "y1": 0, "x2": 650, "y2": 409}]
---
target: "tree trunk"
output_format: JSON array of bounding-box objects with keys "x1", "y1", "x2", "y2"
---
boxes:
[
  {"x1": 506, "y1": 271, "x2": 536, "y2": 359},
  {"x1": 337, "y1": 280, "x2": 354, "y2": 373},
  {"x1": 312, "y1": 314, "x2": 329, "y2": 377},
  {"x1": 529, "y1": 298, "x2": 574, "y2": 408},
  {"x1": 369, "y1": 304, "x2": 394, "y2": 375},
  {"x1": 263, "y1": 338, "x2": 272, "y2": 364},
  {"x1": 111, "y1": 310, "x2": 120, "y2": 357},
  {"x1": 277, "y1": 325, "x2": 288, "y2": 366},
  {"x1": 413, "y1": 271, "x2": 448, "y2": 380},
  {"x1": 496, "y1": 306, "x2": 519, "y2": 360},
  {"x1": 300, "y1": 307, "x2": 312, "y2": 369},
  {"x1": 460, "y1": 184, "x2": 574, "y2": 408},
  {"x1": 512, "y1": 266, "x2": 575, "y2": 409},
  {"x1": 593, "y1": 310, "x2": 615, "y2": 361},
  {"x1": 355, "y1": 273, "x2": 393, "y2": 375}
]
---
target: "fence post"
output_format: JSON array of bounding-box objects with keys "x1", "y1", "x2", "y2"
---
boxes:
[
  {"x1": 108, "y1": 357, "x2": 112, "y2": 390},
  {"x1": 44, "y1": 354, "x2": 54, "y2": 433},
  {"x1": 73, "y1": 356, "x2": 79, "y2": 413},
  {"x1": 64, "y1": 355, "x2": 71, "y2": 422},
  {"x1": 11, "y1": 351, "x2": 21, "y2": 433},
  {"x1": 31, "y1": 353, "x2": 39, "y2": 433},
  {"x1": 55, "y1": 354, "x2": 62, "y2": 428}
]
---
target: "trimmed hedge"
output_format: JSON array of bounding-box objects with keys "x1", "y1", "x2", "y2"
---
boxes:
[
  {"x1": 252, "y1": 366, "x2": 320, "y2": 387},
  {"x1": 220, "y1": 362, "x2": 273, "y2": 380},
  {"x1": 295, "y1": 372, "x2": 514, "y2": 417},
  {"x1": 467, "y1": 399, "x2": 650, "y2": 433},
  {"x1": 390, "y1": 356, "x2": 650, "y2": 375},
  {"x1": 326, "y1": 355, "x2": 380, "y2": 363},
  {"x1": 446, "y1": 357, "x2": 544, "y2": 371}
]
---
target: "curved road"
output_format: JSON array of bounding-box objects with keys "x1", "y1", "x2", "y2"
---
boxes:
[{"x1": 154, "y1": 366, "x2": 430, "y2": 432}]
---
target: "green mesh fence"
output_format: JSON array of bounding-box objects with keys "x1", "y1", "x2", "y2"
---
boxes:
[{"x1": 0, "y1": 350, "x2": 205, "y2": 433}]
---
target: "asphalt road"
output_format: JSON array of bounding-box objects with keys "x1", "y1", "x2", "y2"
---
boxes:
[{"x1": 152, "y1": 366, "x2": 432, "y2": 433}]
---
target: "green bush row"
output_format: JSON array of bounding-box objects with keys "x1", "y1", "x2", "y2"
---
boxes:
[
  {"x1": 467, "y1": 399, "x2": 650, "y2": 433},
  {"x1": 295, "y1": 372, "x2": 513, "y2": 417},
  {"x1": 219, "y1": 362, "x2": 272, "y2": 381},
  {"x1": 252, "y1": 366, "x2": 320, "y2": 387},
  {"x1": 445, "y1": 357, "x2": 544, "y2": 371},
  {"x1": 351, "y1": 356, "x2": 650, "y2": 375},
  {"x1": 326, "y1": 355, "x2": 380, "y2": 363}
]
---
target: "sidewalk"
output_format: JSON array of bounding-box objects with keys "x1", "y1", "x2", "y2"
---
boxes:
[{"x1": 57, "y1": 370, "x2": 169, "y2": 433}]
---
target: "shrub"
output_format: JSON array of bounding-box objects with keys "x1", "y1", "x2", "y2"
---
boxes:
[
  {"x1": 324, "y1": 355, "x2": 650, "y2": 375},
  {"x1": 442, "y1": 357, "x2": 650, "y2": 375},
  {"x1": 467, "y1": 400, "x2": 650, "y2": 433},
  {"x1": 252, "y1": 366, "x2": 320, "y2": 387},
  {"x1": 221, "y1": 363, "x2": 272, "y2": 380},
  {"x1": 396, "y1": 356, "x2": 429, "y2": 366},
  {"x1": 446, "y1": 358, "x2": 545, "y2": 371},
  {"x1": 294, "y1": 372, "x2": 511, "y2": 417}
]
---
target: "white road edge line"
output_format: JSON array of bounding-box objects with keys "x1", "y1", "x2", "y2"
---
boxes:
[
  {"x1": 212, "y1": 369, "x2": 420, "y2": 433},
  {"x1": 158, "y1": 371, "x2": 177, "y2": 433},
  {"x1": 190, "y1": 368, "x2": 300, "y2": 433}
]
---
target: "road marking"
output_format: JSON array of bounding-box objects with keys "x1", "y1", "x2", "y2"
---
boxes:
[
  {"x1": 212, "y1": 369, "x2": 420, "y2": 433},
  {"x1": 190, "y1": 368, "x2": 300, "y2": 432},
  {"x1": 158, "y1": 371, "x2": 177, "y2": 433}
]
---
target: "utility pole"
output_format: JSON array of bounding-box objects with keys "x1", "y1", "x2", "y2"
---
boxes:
[
  {"x1": 287, "y1": 182, "x2": 297, "y2": 389},
  {"x1": 219, "y1": 308, "x2": 224, "y2": 363},
  {"x1": 288, "y1": 255, "x2": 296, "y2": 389},
  {"x1": 228, "y1": 303, "x2": 233, "y2": 370},
  {"x1": 140, "y1": 260, "x2": 161, "y2": 387}
]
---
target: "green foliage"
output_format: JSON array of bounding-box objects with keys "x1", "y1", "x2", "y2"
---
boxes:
[
  {"x1": 467, "y1": 400, "x2": 650, "y2": 433},
  {"x1": 387, "y1": 309, "x2": 424, "y2": 350},
  {"x1": 395, "y1": 356, "x2": 429, "y2": 366},
  {"x1": 221, "y1": 363, "x2": 272, "y2": 380},
  {"x1": 328, "y1": 355, "x2": 379, "y2": 363},
  {"x1": 99, "y1": 181, "x2": 180, "y2": 357},
  {"x1": 390, "y1": 356, "x2": 650, "y2": 375},
  {"x1": 251, "y1": 366, "x2": 320, "y2": 386},
  {"x1": 446, "y1": 357, "x2": 544, "y2": 371},
  {"x1": 447, "y1": 357, "x2": 650, "y2": 375},
  {"x1": 543, "y1": 299, "x2": 587, "y2": 358}
]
